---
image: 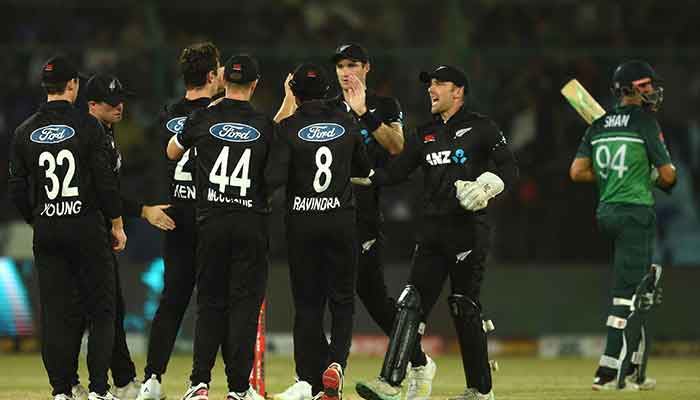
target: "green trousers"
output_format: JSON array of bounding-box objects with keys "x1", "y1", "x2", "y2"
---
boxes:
[{"x1": 595, "y1": 203, "x2": 656, "y2": 378}]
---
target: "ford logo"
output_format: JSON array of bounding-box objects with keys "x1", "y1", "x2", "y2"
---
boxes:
[
  {"x1": 298, "y1": 123, "x2": 346, "y2": 142},
  {"x1": 209, "y1": 122, "x2": 261, "y2": 142},
  {"x1": 166, "y1": 117, "x2": 187, "y2": 134},
  {"x1": 30, "y1": 125, "x2": 76, "y2": 144}
]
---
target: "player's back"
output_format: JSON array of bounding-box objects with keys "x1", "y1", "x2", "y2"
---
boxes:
[
  {"x1": 13, "y1": 101, "x2": 116, "y2": 220},
  {"x1": 585, "y1": 104, "x2": 663, "y2": 207},
  {"x1": 177, "y1": 98, "x2": 273, "y2": 220},
  {"x1": 274, "y1": 100, "x2": 371, "y2": 214}
]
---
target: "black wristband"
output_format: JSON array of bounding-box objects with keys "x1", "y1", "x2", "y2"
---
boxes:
[{"x1": 359, "y1": 110, "x2": 382, "y2": 132}]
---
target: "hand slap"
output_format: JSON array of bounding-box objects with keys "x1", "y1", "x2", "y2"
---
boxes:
[{"x1": 346, "y1": 75, "x2": 367, "y2": 115}]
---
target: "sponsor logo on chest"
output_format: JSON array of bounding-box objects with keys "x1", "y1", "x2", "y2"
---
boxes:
[
  {"x1": 604, "y1": 114, "x2": 630, "y2": 128},
  {"x1": 298, "y1": 123, "x2": 345, "y2": 142},
  {"x1": 30, "y1": 125, "x2": 75, "y2": 144},
  {"x1": 209, "y1": 123, "x2": 261, "y2": 142},
  {"x1": 425, "y1": 148, "x2": 468, "y2": 166}
]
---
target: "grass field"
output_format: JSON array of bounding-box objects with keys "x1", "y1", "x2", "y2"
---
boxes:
[{"x1": 1, "y1": 354, "x2": 699, "y2": 400}]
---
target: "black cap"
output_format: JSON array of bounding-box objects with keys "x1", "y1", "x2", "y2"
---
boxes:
[
  {"x1": 419, "y1": 65, "x2": 468, "y2": 89},
  {"x1": 331, "y1": 43, "x2": 369, "y2": 64},
  {"x1": 290, "y1": 63, "x2": 330, "y2": 100},
  {"x1": 41, "y1": 55, "x2": 79, "y2": 85},
  {"x1": 224, "y1": 54, "x2": 260, "y2": 84},
  {"x1": 85, "y1": 74, "x2": 133, "y2": 107}
]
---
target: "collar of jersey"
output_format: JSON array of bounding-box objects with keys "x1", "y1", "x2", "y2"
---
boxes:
[
  {"x1": 216, "y1": 98, "x2": 254, "y2": 110},
  {"x1": 297, "y1": 99, "x2": 334, "y2": 115},
  {"x1": 41, "y1": 100, "x2": 73, "y2": 111},
  {"x1": 186, "y1": 97, "x2": 212, "y2": 107},
  {"x1": 432, "y1": 105, "x2": 474, "y2": 125}
]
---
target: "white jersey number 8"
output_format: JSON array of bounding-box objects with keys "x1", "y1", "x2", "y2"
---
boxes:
[{"x1": 313, "y1": 146, "x2": 333, "y2": 193}]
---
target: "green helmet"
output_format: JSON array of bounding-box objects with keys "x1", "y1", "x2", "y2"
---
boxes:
[{"x1": 611, "y1": 60, "x2": 664, "y2": 111}]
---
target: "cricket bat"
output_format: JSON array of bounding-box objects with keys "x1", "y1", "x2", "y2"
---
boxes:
[
  {"x1": 560, "y1": 79, "x2": 606, "y2": 125},
  {"x1": 249, "y1": 299, "x2": 267, "y2": 397}
]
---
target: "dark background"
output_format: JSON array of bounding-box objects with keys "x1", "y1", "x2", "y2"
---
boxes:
[{"x1": 1, "y1": 0, "x2": 699, "y2": 342}]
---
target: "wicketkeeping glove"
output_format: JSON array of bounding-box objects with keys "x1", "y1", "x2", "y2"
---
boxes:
[{"x1": 454, "y1": 171, "x2": 505, "y2": 211}]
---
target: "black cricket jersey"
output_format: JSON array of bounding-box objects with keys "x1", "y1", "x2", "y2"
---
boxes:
[
  {"x1": 99, "y1": 121, "x2": 143, "y2": 218},
  {"x1": 328, "y1": 92, "x2": 403, "y2": 230},
  {"x1": 159, "y1": 97, "x2": 211, "y2": 203},
  {"x1": 265, "y1": 100, "x2": 372, "y2": 215},
  {"x1": 174, "y1": 98, "x2": 273, "y2": 220},
  {"x1": 8, "y1": 100, "x2": 122, "y2": 222},
  {"x1": 374, "y1": 106, "x2": 518, "y2": 216}
]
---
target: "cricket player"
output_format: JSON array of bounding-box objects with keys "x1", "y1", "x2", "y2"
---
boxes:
[
  {"x1": 353, "y1": 65, "x2": 518, "y2": 400},
  {"x1": 167, "y1": 54, "x2": 271, "y2": 400},
  {"x1": 138, "y1": 41, "x2": 223, "y2": 400},
  {"x1": 570, "y1": 60, "x2": 676, "y2": 391},
  {"x1": 274, "y1": 42, "x2": 414, "y2": 400},
  {"x1": 82, "y1": 73, "x2": 176, "y2": 400},
  {"x1": 9, "y1": 55, "x2": 126, "y2": 400},
  {"x1": 265, "y1": 62, "x2": 373, "y2": 400}
]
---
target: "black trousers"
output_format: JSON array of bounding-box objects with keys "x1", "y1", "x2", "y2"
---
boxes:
[
  {"x1": 406, "y1": 213, "x2": 490, "y2": 365},
  {"x1": 110, "y1": 258, "x2": 137, "y2": 387},
  {"x1": 144, "y1": 203, "x2": 197, "y2": 379},
  {"x1": 409, "y1": 213, "x2": 490, "y2": 320},
  {"x1": 355, "y1": 224, "x2": 395, "y2": 336},
  {"x1": 190, "y1": 212, "x2": 268, "y2": 392},
  {"x1": 34, "y1": 213, "x2": 116, "y2": 396},
  {"x1": 69, "y1": 252, "x2": 136, "y2": 388},
  {"x1": 287, "y1": 210, "x2": 357, "y2": 395}
]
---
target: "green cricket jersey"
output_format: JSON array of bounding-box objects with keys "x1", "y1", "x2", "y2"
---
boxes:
[{"x1": 576, "y1": 104, "x2": 672, "y2": 206}]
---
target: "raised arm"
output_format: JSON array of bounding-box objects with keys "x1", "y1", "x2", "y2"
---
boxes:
[
  {"x1": 273, "y1": 74, "x2": 298, "y2": 124},
  {"x1": 346, "y1": 75, "x2": 404, "y2": 155},
  {"x1": 570, "y1": 127, "x2": 596, "y2": 183}
]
